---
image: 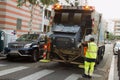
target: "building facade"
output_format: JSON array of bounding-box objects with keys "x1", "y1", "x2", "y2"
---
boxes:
[
  {"x1": 0, "y1": 0, "x2": 42, "y2": 37},
  {"x1": 114, "y1": 20, "x2": 120, "y2": 36}
]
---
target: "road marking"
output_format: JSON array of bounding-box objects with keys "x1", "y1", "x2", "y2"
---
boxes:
[
  {"x1": 0, "y1": 66, "x2": 29, "y2": 76},
  {"x1": 92, "y1": 73, "x2": 102, "y2": 77},
  {"x1": 0, "y1": 64, "x2": 6, "y2": 67},
  {"x1": 65, "y1": 74, "x2": 82, "y2": 80},
  {"x1": 64, "y1": 73, "x2": 102, "y2": 80},
  {"x1": 108, "y1": 56, "x2": 114, "y2": 80},
  {"x1": 19, "y1": 69, "x2": 54, "y2": 80}
]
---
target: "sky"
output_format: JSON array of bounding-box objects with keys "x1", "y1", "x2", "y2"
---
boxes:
[{"x1": 88, "y1": 0, "x2": 120, "y2": 19}]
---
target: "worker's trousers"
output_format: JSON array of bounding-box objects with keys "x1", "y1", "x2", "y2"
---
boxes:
[{"x1": 84, "y1": 61, "x2": 95, "y2": 76}]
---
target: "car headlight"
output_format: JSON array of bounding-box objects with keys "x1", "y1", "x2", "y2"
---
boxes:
[
  {"x1": 71, "y1": 38, "x2": 74, "y2": 43},
  {"x1": 24, "y1": 43, "x2": 31, "y2": 48},
  {"x1": 114, "y1": 47, "x2": 118, "y2": 51}
]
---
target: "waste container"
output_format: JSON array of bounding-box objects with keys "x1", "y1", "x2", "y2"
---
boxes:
[{"x1": 0, "y1": 30, "x2": 5, "y2": 52}]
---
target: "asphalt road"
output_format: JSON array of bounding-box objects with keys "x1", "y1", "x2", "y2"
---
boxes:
[{"x1": 0, "y1": 44, "x2": 113, "y2": 80}]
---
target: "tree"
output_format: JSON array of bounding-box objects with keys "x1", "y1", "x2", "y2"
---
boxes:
[
  {"x1": 17, "y1": 0, "x2": 58, "y2": 32},
  {"x1": 17, "y1": 0, "x2": 73, "y2": 33},
  {"x1": 17, "y1": 0, "x2": 58, "y2": 6}
]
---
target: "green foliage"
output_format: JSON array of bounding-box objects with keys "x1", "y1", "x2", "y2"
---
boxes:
[
  {"x1": 40, "y1": 0, "x2": 58, "y2": 5},
  {"x1": 17, "y1": 0, "x2": 58, "y2": 7},
  {"x1": 107, "y1": 32, "x2": 115, "y2": 40},
  {"x1": 114, "y1": 36, "x2": 120, "y2": 40},
  {"x1": 28, "y1": 0, "x2": 37, "y2": 4},
  {"x1": 106, "y1": 32, "x2": 120, "y2": 40},
  {"x1": 17, "y1": 0, "x2": 26, "y2": 7}
]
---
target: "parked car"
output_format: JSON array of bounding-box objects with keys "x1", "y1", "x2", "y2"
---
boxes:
[
  {"x1": 113, "y1": 42, "x2": 120, "y2": 55},
  {"x1": 4, "y1": 33, "x2": 46, "y2": 62}
]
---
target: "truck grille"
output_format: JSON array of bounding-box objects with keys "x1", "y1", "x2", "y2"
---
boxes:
[{"x1": 54, "y1": 37, "x2": 72, "y2": 48}]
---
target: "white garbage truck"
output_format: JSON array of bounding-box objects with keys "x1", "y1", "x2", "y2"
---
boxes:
[{"x1": 44, "y1": 4, "x2": 106, "y2": 64}]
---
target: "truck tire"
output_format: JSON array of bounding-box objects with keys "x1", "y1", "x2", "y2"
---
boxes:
[
  {"x1": 100, "y1": 48, "x2": 104, "y2": 60},
  {"x1": 31, "y1": 49, "x2": 39, "y2": 62},
  {"x1": 96, "y1": 49, "x2": 101, "y2": 64},
  {"x1": 96, "y1": 55, "x2": 100, "y2": 64},
  {"x1": 96, "y1": 47, "x2": 104, "y2": 64}
]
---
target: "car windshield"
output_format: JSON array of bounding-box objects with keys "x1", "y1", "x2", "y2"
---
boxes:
[
  {"x1": 115, "y1": 43, "x2": 120, "y2": 47},
  {"x1": 16, "y1": 34, "x2": 39, "y2": 41}
]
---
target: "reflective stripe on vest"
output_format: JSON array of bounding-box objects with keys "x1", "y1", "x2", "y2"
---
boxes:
[
  {"x1": 85, "y1": 42, "x2": 98, "y2": 59},
  {"x1": 87, "y1": 42, "x2": 97, "y2": 53}
]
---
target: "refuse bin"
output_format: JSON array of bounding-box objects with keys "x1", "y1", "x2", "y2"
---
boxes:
[{"x1": 0, "y1": 30, "x2": 5, "y2": 52}]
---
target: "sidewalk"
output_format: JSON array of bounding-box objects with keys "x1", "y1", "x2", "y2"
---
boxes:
[
  {"x1": 108, "y1": 55, "x2": 119, "y2": 80},
  {"x1": 114, "y1": 55, "x2": 119, "y2": 80}
]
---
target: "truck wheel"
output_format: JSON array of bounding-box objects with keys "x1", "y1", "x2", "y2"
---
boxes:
[
  {"x1": 96, "y1": 49, "x2": 101, "y2": 64},
  {"x1": 96, "y1": 47, "x2": 103, "y2": 64},
  {"x1": 31, "y1": 49, "x2": 39, "y2": 62},
  {"x1": 96, "y1": 55, "x2": 100, "y2": 64},
  {"x1": 100, "y1": 48, "x2": 104, "y2": 60}
]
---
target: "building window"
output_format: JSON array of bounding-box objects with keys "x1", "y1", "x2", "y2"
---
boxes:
[
  {"x1": 48, "y1": 11, "x2": 51, "y2": 19},
  {"x1": 45, "y1": 10, "x2": 47, "y2": 19},
  {"x1": 115, "y1": 25, "x2": 120, "y2": 27},
  {"x1": 116, "y1": 23, "x2": 120, "y2": 25},
  {"x1": 0, "y1": 0, "x2": 6, "y2": 1},
  {"x1": 44, "y1": 25, "x2": 47, "y2": 32},
  {"x1": 16, "y1": 18, "x2": 22, "y2": 30},
  {"x1": 45, "y1": 10, "x2": 51, "y2": 19},
  {"x1": 39, "y1": 24, "x2": 42, "y2": 32}
]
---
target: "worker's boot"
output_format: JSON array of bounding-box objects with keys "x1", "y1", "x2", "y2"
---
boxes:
[
  {"x1": 82, "y1": 74, "x2": 89, "y2": 78},
  {"x1": 88, "y1": 75, "x2": 92, "y2": 78}
]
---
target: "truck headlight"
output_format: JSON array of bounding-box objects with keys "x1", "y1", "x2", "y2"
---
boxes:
[{"x1": 24, "y1": 43, "x2": 31, "y2": 48}]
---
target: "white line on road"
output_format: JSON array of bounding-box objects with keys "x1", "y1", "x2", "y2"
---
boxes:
[
  {"x1": 19, "y1": 69, "x2": 54, "y2": 80},
  {"x1": 0, "y1": 64, "x2": 6, "y2": 67},
  {"x1": 108, "y1": 56, "x2": 114, "y2": 80},
  {"x1": 92, "y1": 73, "x2": 102, "y2": 77},
  {"x1": 0, "y1": 66, "x2": 29, "y2": 76},
  {"x1": 64, "y1": 74, "x2": 82, "y2": 80},
  {"x1": 64, "y1": 73, "x2": 102, "y2": 80}
]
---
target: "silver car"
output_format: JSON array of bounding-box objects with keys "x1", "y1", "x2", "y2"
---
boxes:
[{"x1": 113, "y1": 42, "x2": 120, "y2": 55}]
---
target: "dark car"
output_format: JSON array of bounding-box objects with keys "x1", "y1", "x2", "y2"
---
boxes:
[
  {"x1": 4, "y1": 33, "x2": 46, "y2": 62},
  {"x1": 113, "y1": 41, "x2": 120, "y2": 55}
]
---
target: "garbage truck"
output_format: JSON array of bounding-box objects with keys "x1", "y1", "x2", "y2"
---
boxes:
[{"x1": 44, "y1": 4, "x2": 106, "y2": 64}]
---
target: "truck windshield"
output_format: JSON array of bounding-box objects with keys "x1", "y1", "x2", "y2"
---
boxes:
[
  {"x1": 54, "y1": 11, "x2": 91, "y2": 26},
  {"x1": 16, "y1": 34, "x2": 39, "y2": 41}
]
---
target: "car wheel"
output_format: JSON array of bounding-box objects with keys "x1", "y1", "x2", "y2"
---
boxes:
[
  {"x1": 6, "y1": 55, "x2": 13, "y2": 61},
  {"x1": 31, "y1": 49, "x2": 39, "y2": 62},
  {"x1": 113, "y1": 52, "x2": 117, "y2": 55},
  {"x1": 113, "y1": 49, "x2": 118, "y2": 55}
]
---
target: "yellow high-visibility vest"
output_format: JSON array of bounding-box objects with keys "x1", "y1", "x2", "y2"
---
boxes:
[{"x1": 85, "y1": 42, "x2": 98, "y2": 59}]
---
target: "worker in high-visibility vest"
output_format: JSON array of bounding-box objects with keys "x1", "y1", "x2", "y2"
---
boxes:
[{"x1": 82, "y1": 37, "x2": 98, "y2": 79}]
